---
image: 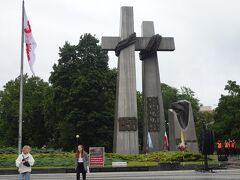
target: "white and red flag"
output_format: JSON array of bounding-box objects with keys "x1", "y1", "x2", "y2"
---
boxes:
[
  {"x1": 24, "y1": 8, "x2": 36, "y2": 75},
  {"x1": 164, "y1": 131, "x2": 169, "y2": 150}
]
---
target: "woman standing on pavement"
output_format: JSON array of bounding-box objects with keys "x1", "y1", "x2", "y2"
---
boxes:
[
  {"x1": 75, "y1": 145, "x2": 89, "y2": 180},
  {"x1": 16, "y1": 145, "x2": 35, "y2": 180}
]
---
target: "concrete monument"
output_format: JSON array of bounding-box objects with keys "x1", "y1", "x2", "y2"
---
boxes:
[
  {"x1": 168, "y1": 100, "x2": 199, "y2": 153},
  {"x1": 101, "y1": 7, "x2": 175, "y2": 154}
]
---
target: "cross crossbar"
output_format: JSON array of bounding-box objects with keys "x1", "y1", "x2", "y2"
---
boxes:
[{"x1": 101, "y1": 37, "x2": 175, "y2": 51}]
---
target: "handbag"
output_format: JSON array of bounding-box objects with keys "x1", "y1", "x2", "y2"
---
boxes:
[{"x1": 22, "y1": 155, "x2": 30, "y2": 167}]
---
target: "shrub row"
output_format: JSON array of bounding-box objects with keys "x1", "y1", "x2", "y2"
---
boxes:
[
  {"x1": 106, "y1": 151, "x2": 203, "y2": 162},
  {"x1": 0, "y1": 147, "x2": 63, "y2": 154},
  {"x1": 0, "y1": 149, "x2": 203, "y2": 168}
]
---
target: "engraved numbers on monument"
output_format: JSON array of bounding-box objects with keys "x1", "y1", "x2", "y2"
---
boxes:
[{"x1": 147, "y1": 97, "x2": 161, "y2": 131}]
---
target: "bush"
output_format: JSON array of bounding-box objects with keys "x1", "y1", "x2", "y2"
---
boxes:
[
  {"x1": 0, "y1": 147, "x2": 63, "y2": 154},
  {"x1": 0, "y1": 152, "x2": 75, "y2": 168},
  {"x1": 0, "y1": 147, "x2": 18, "y2": 154},
  {"x1": 106, "y1": 151, "x2": 203, "y2": 162},
  {"x1": 30, "y1": 148, "x2": 63, "y2": 154},
  {"x1": 0, "y1": 147, "x2": 74, "y2": 168}
]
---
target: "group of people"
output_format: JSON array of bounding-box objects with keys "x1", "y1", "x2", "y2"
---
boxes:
[
  {"x1": 16, "y1": 144, "x2": 88, "y2": 180},
  {"x1": 216, "y1": 139, "x2": 237, "y2": 157}
]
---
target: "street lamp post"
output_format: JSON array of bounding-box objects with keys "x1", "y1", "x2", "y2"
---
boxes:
[{"x1": 76, "y1": 134, "x2": 80, "y2": 146}]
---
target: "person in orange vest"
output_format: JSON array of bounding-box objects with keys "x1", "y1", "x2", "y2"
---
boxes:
[
  {"x1": 216, "y1": 140, "x2": 222, "y2": 156},
  {"x1": 224, "y1": 140, "x2": 230, "y2": 157},
  {"x1": 232, "y1": 140, "x2": 236, "y2": 156},
  {"x1": 229, "y1": 139, "x2": 234, "y2": 156}
]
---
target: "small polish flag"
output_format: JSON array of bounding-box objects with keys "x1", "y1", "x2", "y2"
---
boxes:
[
  {"x1": 164, "y1": 131, "x2": 169, "y2": 149},
  {"x1": 24, "y1": 8, "x2": 37, "y2": 75}
]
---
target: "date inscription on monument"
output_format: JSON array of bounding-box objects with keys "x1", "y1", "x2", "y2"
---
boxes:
[
  {"x1": 119, "y1": 117, "x2": 137, "y2": 131},
  {"x1": 147, "y1": 97, "x2": 161, "y2": 131}
]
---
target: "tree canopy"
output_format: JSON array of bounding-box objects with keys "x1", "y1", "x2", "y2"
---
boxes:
[
  {"x1": 0, "y1": 75, "x2": 50, "y2": 147},
  {"x1": 49, "y1": 34, "x2": 116, "y2": 151},
  {"x1": 213, "y1": 80, "x2": 240, "y2": 141}
]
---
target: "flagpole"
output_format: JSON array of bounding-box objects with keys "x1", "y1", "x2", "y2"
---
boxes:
[{"x1": 18, "y1": 0, "x2": 24, "y2": 155}]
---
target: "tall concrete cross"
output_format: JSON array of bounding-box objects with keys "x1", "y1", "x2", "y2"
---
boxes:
[
  {"x1": 141, "y1": 21, "x2": 175, "y2": 152},
  {"x1": 101, "y1": 7, "x2": 175, "y2": 154}
]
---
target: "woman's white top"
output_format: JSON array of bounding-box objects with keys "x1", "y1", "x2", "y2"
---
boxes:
[{"x1": 78, "y1": 157, "x2": 83, "y2": 163}]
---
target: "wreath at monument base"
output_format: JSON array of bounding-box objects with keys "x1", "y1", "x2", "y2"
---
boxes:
[{"x1": 177, "y1": 143, "x2": 187, "y2": 152}]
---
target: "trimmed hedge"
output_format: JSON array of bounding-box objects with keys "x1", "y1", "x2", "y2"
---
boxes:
[
  {"x1": 0, "y1": 149, "x2": 203, "y2": 168},
  {"x1": 106, "y1": 151, "x2": 203, "y2": 162},
  {"x1": 0, "y1": 147, "x2": 18, "y2": 154},
  {"x1": 0, "y1": 152, "x2": 75, "y2": 168},
  {"x1": 0, "y1": 147, "x2": 62, "y2": 154}
]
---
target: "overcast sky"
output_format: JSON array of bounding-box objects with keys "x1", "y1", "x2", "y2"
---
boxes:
[{"x1": 1, "y1": 0, "x2": 240, "y2": 107}]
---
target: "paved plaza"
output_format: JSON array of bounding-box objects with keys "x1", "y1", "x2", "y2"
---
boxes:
[{"x1": 1, "y1": 169, "x2": 240, "y2": 180}]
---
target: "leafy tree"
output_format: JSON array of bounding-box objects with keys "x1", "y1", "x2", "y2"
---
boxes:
[
  {"x1": 0, "y1": 75, "x2": 51, "y2": 147},
  {"x1": 49, "y1": 34, "x2": 116, "y2": 151},
  {"x1": 161, "y1": 83, "x2": 178, "y2": 119},
  {"x1": 213, "y1": 80, "x2": 240, "y2": 141},
  {"x1": 177, "y1": 86, "x2": 200, "y2": 115}
]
